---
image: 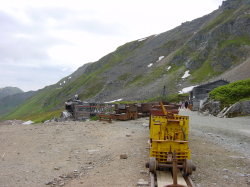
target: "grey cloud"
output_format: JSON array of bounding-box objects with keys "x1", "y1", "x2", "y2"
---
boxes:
[
  {"x1": 0, "y1": 9, "x2": 74, "y2": 91},
  {"x1": 64, "y1": 19, "x2": 125, "y2": 36},
  {"x1": 0, "y1": 37, "x2": 49, "y2": 62},
  {"x1": 0, "y1": 11, "x2": 26, "y2": 33},
  {"x1": 0, "y1": 6, "x2": 124, "y2": 91},
  {"x1": 0, "y1": 10, "x2": 71, "y2": 64},
  {"x1": 0, "y1": 63, "x2": 72, "y2": 91},
  {"x1": 26, "y1": 7, "x2": 74, "y2": 25},
  {"x1": 26, "y1": 7, "x2": 124, "y2": 36}
]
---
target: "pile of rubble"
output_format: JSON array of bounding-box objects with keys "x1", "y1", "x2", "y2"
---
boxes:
[{"x1": 0, "y1": 120, "x2": 24, "y2": 126}]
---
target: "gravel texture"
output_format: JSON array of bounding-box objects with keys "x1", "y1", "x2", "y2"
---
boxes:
[
  {"x1": 0, "y1": 110, "x2": 249, "y2": 187},
  {"x1": 180, "y1": 109, "x2": 250, "y2": 187}
]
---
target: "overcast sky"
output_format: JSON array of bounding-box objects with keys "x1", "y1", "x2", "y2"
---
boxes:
[{"x1": 0, "y1": 0, "x2": 224, "y2": 91}]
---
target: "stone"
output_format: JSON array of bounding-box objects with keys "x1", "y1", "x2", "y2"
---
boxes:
[
  {"x1": 223, "y1": 175, "x2": 229, "y2": 179},
  {"x1": 54, "y1": 167, "x2": 60, "y2": 170},
  {"x1": 120, "y1": 154, "x2": 128, "y2": 159},
  {"x1": 59, "y1": 175, "x2": 67, "y2": 179},
  {"x1": 140, "y1": 170, "x2": 148, "y2": 174},
  {"x1": 59, "y1": 181, "x2": 65, "y2": 186},
  {"x1": 45, "y1": 181, "x2": 52, "y2": 185},
  {"x1": 223, "y1": 169, "x2": 228, "y2": 172},
  {"x1": 66, "y1": 173, "x2": 74, "y2": 179},
  {"x1": 137, "y1": 178, "x2": 149, "y2": 186},
  {"x1": 88, "y1": 149, "x2": 99, "y2": 154},
  {"x1": 223, "y1": 100, "x2": 250, "y2": 118},
  {"x1": 126, "y1": 134, "x2": 131, "y2": 137},
  {"x1": 200, "y1": 99, "x2": 221, "y2": 116}
]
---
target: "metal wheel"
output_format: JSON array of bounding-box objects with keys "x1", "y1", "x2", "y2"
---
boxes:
[
  {"x1": 183, "y1": 160, "x2": 196, "y2": 176},
  {"x1": 149, "y1": 157, "x2": 157, "y2": 174}
]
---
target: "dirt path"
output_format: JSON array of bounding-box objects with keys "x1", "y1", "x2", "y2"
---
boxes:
[
  {"x1": 0, "y1": 119, "x2": 149, "y2": 187},
  {"x1": 0, "y1": 111, "x2": 249, "y2": 187}
]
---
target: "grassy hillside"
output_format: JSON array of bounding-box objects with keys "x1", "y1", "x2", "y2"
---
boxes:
[{"x1": 2, "y1": 40, "x2": 145, "y2": 120}]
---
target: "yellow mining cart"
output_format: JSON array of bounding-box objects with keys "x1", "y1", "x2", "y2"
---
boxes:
[
  {"x1": 149, "y1": 114, "x2": 190, "y2": 162},
  {"x1": 147, "y1": 102, "x2": 196, "y2": 187}
]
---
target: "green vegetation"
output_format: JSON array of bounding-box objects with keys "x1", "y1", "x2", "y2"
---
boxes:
[
  {"x1": 117, "y1": 93, "x2": 189, "y2": 104},
  {"x1": 79, "y1": 78, "x2": 104, "y2": 99},
  {"x1": 191, "y1": 59, "x2": 218, "y2": 83},
  {"x1": 126, "y1": 74, "x2": 144, "y2": 86},
  {"x1": 164, "y1": 93, "x2": 189, "y2": 103},
  {"x1": 15, "y1": 109, "x2": 63, "y2": 123},
  {"x1": 209, "y1": 78, "x2": 250, "y2": 106},
  {"x1": 202, "y1": 10, "x2": 234, "y2": 32},
  {"x1": 219, "y1": 36, "x2": 250, "y2": 48},
  {"x1": 142, "y1": 66, "x2": 166, "y2": 83},
  {"x1": 158, "y1": 40, "x2": 180, "y2": 51},
  {"x1": 127, "y1": 64, "x2": 181, "y2": 88},
  {"x1": 90, "y1": 116, "x2": 99, "y2": 121},
  {"x1": 172, "y1": 45, "x2": 191, "y2": 60},
  {"x1": 118, "y1": 73, "x2": 131, "y2": 81},
  {"x1": 150, "y1": 93, "x2": 189, "y2": 103}
]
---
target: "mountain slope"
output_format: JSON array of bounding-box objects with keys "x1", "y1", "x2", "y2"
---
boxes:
[
  {"x1": 3, "y1": 0, "x2": 250, "y2": 121},
  {"x1": 0, "y1": 91, "x2": 36, "y2": 116}
]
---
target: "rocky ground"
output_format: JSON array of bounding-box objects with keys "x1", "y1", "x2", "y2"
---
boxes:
[{"x1": 0, "y1": 110, "x2": 249, "y2": 187}]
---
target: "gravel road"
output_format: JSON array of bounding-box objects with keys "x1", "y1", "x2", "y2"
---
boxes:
[
  {"x1": 180, "y1": 109, "x2": 250, "y2": 157},
  {"x1": 180, "y1": 109, "x2": 250, "y2": 187}
]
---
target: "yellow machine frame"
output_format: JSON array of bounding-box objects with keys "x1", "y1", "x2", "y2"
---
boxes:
[{"x1": 149, "y1": 113, "x2": 191, "y2": 163}]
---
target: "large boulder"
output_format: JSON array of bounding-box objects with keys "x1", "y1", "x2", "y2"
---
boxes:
[
  {"x1": 200, "y1": 99, "x2": 221, "y2": 116},
  {"x1": 222, "y1": 100, "x2": 250, "y2": 118}
]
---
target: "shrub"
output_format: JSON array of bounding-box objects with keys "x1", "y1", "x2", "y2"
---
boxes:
[{"x1": 209, "y1": 78, "x2": 250, "y2": 106}]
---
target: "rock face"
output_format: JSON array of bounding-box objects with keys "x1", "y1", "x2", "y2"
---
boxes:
[
  {"x1": 200, "y1": 99, "x2": 221, "y2": 116},
  {"x1": 222, "y1": 100, "x2": 250, "y2": 118}
]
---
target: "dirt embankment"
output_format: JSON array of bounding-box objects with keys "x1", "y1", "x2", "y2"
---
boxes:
[{"x1": 0, "y1": 111, "x2": 249, "y2": 187}]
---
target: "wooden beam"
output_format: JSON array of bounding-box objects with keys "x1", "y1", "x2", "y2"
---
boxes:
[{"x1": 156, "y1": 171, "x2": 172, "y2": 187}]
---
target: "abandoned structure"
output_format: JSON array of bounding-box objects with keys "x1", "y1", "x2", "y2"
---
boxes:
[{"x1": 190, "y1": 79, "x2": 229, "y2": 111}]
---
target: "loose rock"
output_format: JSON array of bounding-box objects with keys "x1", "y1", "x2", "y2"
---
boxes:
[
  {"x1": 137, "y1": 178, "x2": 149, "y2": 186},
  {"x1": 120, "y1": 154, "x2": 128, "y2": 159}
]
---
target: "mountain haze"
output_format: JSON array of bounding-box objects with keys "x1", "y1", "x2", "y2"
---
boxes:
[
  {"x1": 2, "y1": 0, "x2": 250, "y2": 120},
  {"x1": 0, "y1": 87, "x2": 23, "y2": 100},
  {"x1": 0, "y1": 91, "x2": 36, "y2": 116}
]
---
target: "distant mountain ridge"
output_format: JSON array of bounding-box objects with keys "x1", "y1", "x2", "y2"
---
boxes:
[
  {"x1": 0, "y1": 91, "x2": 36, "y2": 116},
  {"x1": 2, "y1": 0, "x2": 250, "y2": 121},
  {"x1": 0, "y1": 87, "x2": 23, "y2": 100}
]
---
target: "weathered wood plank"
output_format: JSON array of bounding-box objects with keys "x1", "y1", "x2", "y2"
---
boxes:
[{"x1": 156, "y1": 171, "x2": 172, "y2": 187}]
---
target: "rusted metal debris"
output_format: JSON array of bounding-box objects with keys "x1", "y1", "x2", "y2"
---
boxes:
[{"x1": 63, "y1": 97, "x2": 181, "y2": 122}]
